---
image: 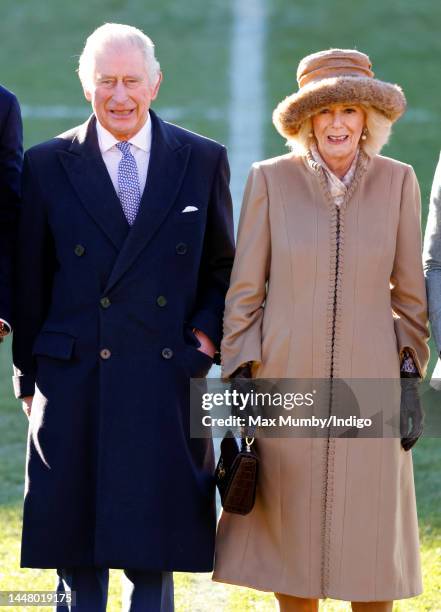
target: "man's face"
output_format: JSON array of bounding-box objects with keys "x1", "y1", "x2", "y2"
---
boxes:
[{"x1": 84, "y1": 44, "x2": 162, "y2": 140}]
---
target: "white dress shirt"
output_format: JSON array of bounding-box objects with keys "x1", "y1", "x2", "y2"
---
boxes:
[{"x1": 95, "y1": 113, "x2": 152, "y2": 196}]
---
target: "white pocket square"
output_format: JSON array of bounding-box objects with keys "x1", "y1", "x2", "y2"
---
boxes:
[{"x1": 181, "y1": 205, "x2": 199, "y2": 213}]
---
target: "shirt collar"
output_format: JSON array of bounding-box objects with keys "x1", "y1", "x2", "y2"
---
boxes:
[{"x1": 95, "y1": 112, "x2": 152, "y2": 154}]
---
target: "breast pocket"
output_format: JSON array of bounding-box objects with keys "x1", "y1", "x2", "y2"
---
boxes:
[{"x1": 172, "y1": 209, "x2": 205, "y2": 224}]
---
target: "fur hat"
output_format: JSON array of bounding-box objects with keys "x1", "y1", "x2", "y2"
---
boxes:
[{"x1": 273, "y1": 49, "x2": 406, "y2": 139}]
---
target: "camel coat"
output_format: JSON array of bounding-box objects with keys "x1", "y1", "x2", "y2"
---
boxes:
[{"x1": 213, "y1": 151, "x2": 429, "y2": 601}]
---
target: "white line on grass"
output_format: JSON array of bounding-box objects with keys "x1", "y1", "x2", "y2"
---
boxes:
[
  {"x1": 209, "y1": 0, "x2": 267, "y2": 382},
  {"x1": 208, "y1": 0, "x2": 266, "y2": 417},
  {"x1": 21, "y1": 105, "x2": 90, "y2": 119},
  {"x1": 228, "y1": 0, "x2": 266, "y2": 225},
  {"x1": 21, "y1": 105, "x2": 224, "y2": 122}
]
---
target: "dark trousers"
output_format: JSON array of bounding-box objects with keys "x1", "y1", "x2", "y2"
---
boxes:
[{"x1": 56, "y1": 567, "x2": 174, "y2": 612}]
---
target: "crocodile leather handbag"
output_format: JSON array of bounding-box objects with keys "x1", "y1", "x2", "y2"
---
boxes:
[{"x1": 215, "y1": 432, "x2": 259, "y2": 515}]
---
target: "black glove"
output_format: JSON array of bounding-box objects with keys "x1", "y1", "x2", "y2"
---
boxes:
[
  {"x1": 230, "y1": 363, "x2": 253, "y2": 416},
  {"x1": 230, "y1": 363, "x2": 255, "y2": 441},
  {"x1": 400, "y1": 375, "x2": 424, "y2": 451}
]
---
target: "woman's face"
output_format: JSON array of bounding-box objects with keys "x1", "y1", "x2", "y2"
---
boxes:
[{"x1": 311, "y1": 104, "x2": 365, "y2": 170}]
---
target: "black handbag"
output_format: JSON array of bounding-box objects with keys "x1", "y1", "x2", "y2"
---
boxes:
[{"x1": 215, "y1": 430, "x2": 259, "y2": 515}]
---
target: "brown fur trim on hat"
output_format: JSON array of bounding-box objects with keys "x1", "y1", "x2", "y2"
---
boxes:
[{"x1": 273, "y1": 76, "x2": 406, "y2": 139}]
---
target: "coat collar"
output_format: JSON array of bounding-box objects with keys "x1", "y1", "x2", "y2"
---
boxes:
[
  {"x1": 58, "y1": 114, "x2": 129, "y2": 250},
  {"x1": 303, "y1": 147, "x2": 370, "y2": 211},
  {"x1": 58, "y1": 110, "x2": 191, "y2": 292}
]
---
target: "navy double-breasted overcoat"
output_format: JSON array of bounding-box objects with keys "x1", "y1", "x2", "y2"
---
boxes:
[{"x1": 12, "y1": 111, "x2": 234, "y2": 571}]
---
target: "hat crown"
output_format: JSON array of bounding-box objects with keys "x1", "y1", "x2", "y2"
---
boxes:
[{"x1": 297, "y1": 49, "x2": 374, "y2": 88}]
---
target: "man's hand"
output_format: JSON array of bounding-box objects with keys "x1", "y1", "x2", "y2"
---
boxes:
[
  {"x1": 22, "y1": 396, "x2": 33, "y2": 418},
  {"x1": 193, "y1": 328, "x2": 216, "y2": 358},
  {"x1": 400, "y1": 377, "x2": 424, "y2": 451}
]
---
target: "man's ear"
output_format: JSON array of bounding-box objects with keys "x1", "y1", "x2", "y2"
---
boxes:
[
  {"x1": 150, "y1": 72, "x2": 163, "y2": 101},
  {"x1": 83, "y1": 87, "x2": 92, "y2": 103}
]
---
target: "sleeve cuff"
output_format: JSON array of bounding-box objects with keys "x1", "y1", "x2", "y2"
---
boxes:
[
  {"x1": 12, "y1": 374, "x2": 35, "y2": 399},
  {"x1": 398, "y1": 346, "x2": 423, "y2": 378},
  {"x1": 189, "y1": 311, "x2": 222, "y2": 350}
]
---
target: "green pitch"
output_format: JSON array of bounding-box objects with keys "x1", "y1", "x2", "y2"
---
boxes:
[{"x1": 0, "y1": 0, "x2": 440, "y2": 609}]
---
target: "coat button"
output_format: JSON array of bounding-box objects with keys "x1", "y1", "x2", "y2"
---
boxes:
[
  {"x1": 100, "y1": 297, "x2": 111, "y2": 309},
  {"x1": 161, "y1": 347, "x2": 173, "y2": 359},
  {"x1": 100, "y1": 348, "x2": 111, "y2": 360},
  {"x1": 74, "y1": 244, "x2": 85, "y2": 256},
  {"x1": 156, "y1": 295, "x2": 167, "y2": 307},
  {"x1": 176, "y1": 242, "x2": 187, "y2": 255}
]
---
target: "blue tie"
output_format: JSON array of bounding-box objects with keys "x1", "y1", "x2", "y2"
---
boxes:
[{"x1": 116, "y1": 141, "x2": 142, "y2": 226}]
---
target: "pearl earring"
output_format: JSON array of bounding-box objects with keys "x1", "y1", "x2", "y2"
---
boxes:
[
  {"x1": 361, "y1": 128, "x2": 368, "y2": 141},
  {"x1": 308, "y1": 132, "x2": 313, "y2": 138}
]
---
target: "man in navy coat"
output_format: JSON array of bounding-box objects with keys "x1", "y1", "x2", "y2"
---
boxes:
[
  {"x1": 0, "y1": 85, "x2": 22, "y2": 343},
  {"x1": 13, "y1": 24, "x2": 234, "y2": 611}
]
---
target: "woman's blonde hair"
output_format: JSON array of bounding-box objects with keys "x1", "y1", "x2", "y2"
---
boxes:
[{"x1": 288, "y1": 105, "x2": 392, "y2": 158}]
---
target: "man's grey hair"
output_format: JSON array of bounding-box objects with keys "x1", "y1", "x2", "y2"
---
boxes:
[
  {"x1": 288, "y1": 105, "x2": 393, "y2": 158},
  {"x1": 78, "y1": 23, "x2": 161, "y2": 90}
]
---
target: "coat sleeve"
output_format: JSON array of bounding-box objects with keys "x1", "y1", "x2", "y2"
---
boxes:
[
  {"x1": 12, "y1": 152, "x2": 55, "y2": 398},
  {"x1": 221, "y1": 163, "x2": 270, "y2": 378},
  {"x1": 423, "y1": 152, "x2": 441, "y2": 354},
  {"x1": 0, "y1": 93, "x2": 23, "y2": 328},
  {"x1": 189, "y1": 146, "x2": 235, "y2": 362},
  {"x1": 390, "y1": 165, "x2": 429, "y2": 378}
]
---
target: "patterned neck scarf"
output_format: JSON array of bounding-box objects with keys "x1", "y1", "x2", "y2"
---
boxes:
[{"x1": 310, "y1": 142, "x2": 359, "y2": 207}]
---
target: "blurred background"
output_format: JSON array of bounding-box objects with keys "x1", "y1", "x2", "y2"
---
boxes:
[{"x1": 0, "y1": 0, "x2": 440, "y2": 610}]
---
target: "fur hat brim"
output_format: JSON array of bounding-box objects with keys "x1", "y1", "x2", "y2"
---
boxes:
[{"x1": 273, "y1": 76, "x2": 406, "y2": 139}]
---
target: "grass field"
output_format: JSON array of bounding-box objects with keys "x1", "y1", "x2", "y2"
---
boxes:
[{"x1": 0, "y1": 0, "x2": 440, "y2": 610}]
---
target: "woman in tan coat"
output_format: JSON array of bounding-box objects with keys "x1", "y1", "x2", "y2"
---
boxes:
[{"x1": 213, "y1": 49, "x2": 429, "y2": 611}]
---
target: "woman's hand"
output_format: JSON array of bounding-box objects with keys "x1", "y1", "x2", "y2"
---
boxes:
[{"x1": 400, "y1": 375, "x2": 424, "y2": 451}]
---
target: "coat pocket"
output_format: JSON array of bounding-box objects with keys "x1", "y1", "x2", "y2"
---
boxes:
[
  {"x1": 32, "y1": 331, "x2": 76, "y2": 360},
  {"x1": 185, "y1": 344, "x2": 213, "y2": 378},
  {"x1": 172, "y1": 207, "x2": 206, "y2": 224}
]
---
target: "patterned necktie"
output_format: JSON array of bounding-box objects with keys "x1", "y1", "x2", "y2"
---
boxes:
[{"x1": 116, "y1": 140, "x2": 142, "y2": 225}]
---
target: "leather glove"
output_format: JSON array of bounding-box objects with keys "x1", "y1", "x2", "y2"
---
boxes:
[
  {"x1": 230, "y1": 363, "x2": 255, "y2": 441},
  {"x1": 400, "y1": 375, "x2": 424, "y2": 451},
  {"x1": 229, "y1": 363, "x2": 253, "y2": 415}
]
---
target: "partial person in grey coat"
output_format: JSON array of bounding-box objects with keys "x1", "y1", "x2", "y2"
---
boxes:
[{"x1": 423, "y1": 153, "x2": 441, "y2": 369}]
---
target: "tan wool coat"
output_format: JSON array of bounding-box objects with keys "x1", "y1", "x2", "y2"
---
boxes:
[{"x1": 213, "y1": 151, "x2": 429, "y2": 602}]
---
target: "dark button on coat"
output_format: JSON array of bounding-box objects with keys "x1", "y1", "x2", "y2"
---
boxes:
[{"x1": 176, "y1": 242, "x2": 188, "y2": 255}]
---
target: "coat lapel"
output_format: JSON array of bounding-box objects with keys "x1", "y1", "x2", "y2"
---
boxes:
[
  {"x1": 58, "y1": 116, "x2": 129, "y2": 251},
  {"x1": 104, "y1": 110, "x2": 191, "y2": 293}
]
